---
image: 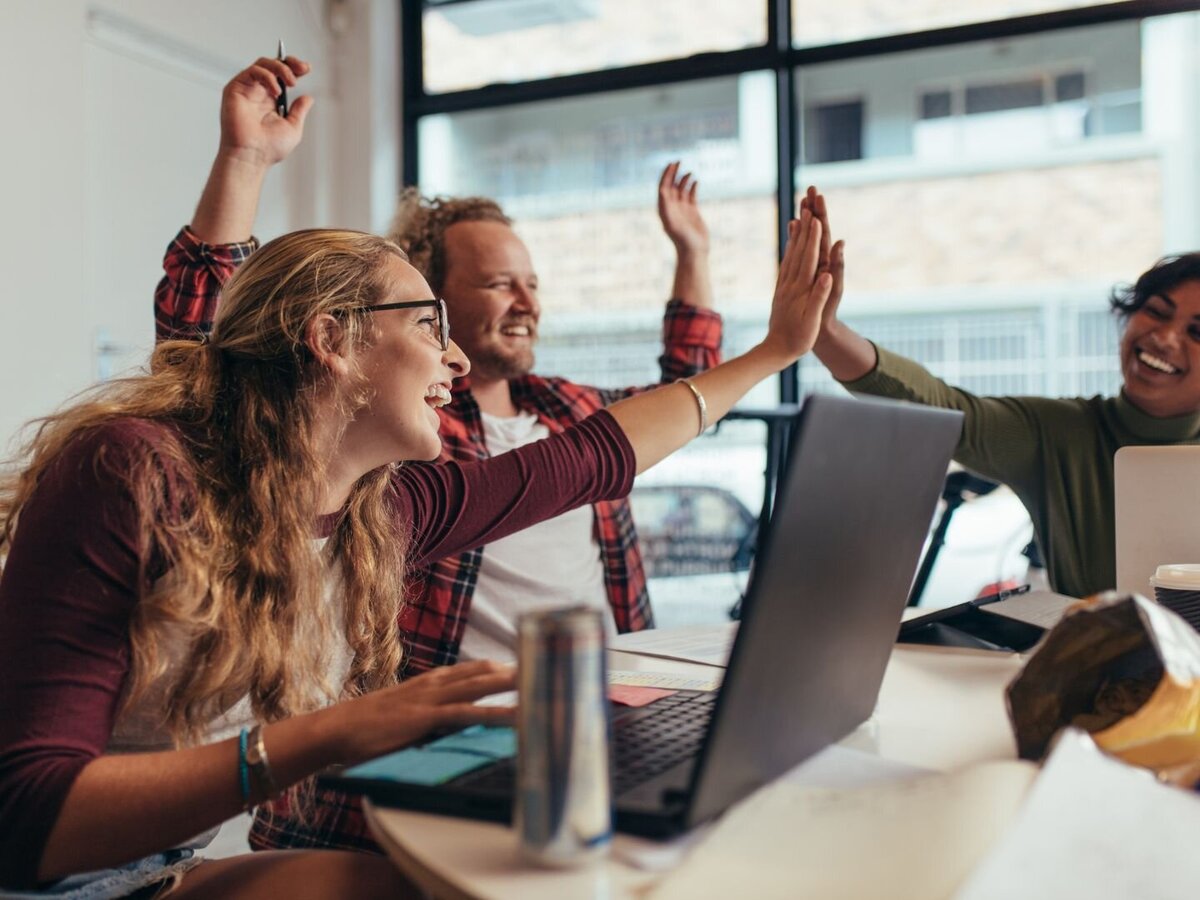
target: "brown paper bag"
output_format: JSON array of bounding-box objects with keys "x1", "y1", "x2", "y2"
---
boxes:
[{"x1": 1007, "y1": 592, "x2": 1200, "y2": 786}]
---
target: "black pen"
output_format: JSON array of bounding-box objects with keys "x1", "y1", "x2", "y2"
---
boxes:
[{"x1": 276, "y1": 39, "x2": 289, "y2": 118}]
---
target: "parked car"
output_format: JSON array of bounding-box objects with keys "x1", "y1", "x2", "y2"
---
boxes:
[
  {"x1": 629, "y1": 484, "x2": 757, "y2": 579},
  {"x1": 630, "y1": 484, "x2": 757, "y2": 627},
  {"x1": 630, "y1": 477, "x2": 1037, "y2": 628}
]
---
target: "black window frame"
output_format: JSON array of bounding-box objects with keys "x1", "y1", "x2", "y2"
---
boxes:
[
  {"x1": 401, "y1": 0, "x2": 1198, "y2": 405},
  {"x1": 401, "y1": 1, "x2": 1199, "y2": 607}
]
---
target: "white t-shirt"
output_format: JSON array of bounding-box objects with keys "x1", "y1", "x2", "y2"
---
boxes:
[{"x1": 458, "y1": 410, "x2": 614, "y2": 663}]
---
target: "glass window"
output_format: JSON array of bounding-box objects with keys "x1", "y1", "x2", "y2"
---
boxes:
[
  {"x1": 793, "y1": 0, "x2": 1127, "y2": 48},
  {"x1": 964, "y1": 78, "x2": 1045, "y2": 114},
  {"x1": 804, "y1": 100, "x2": 865, "y2": 163},
  {"x1": 417, "y1": 74, "x2": 779, "y2": 624},
  {"x1": 920, "y1": 89, "x2": 954, "y2": 119},
  {"x1": 796, "y1": 18, "x2": 1178, "y2": 400},
  {"x1": 793, "y1": 15, "x2": 1200, "y2": 602},
  {"x1": 419, "y1": 72, "x2": 780, "y2": 404},
  {"x1": 421, "y1": 0, "x2": 767, "y2": 94}
]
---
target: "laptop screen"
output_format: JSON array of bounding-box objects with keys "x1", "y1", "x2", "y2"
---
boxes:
[{"x1": 685, "y1": 393, "x2": 962, "y2": 827}]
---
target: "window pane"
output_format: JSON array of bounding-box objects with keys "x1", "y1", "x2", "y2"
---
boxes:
[
  {"x1": 418, "y1": 74, "x2": 779, "y2": 623},
  {"x1": 796, "y1": 16, "x2": 1199, "y2": 604},
  {"x1": 793, "y1": 0, "x2": 1127, "y2": 48},
  {"x1": 422, "y1": 0, "x2": 767, "y2": 94},
  {"x1": 964, "y1": 78, "x2": 1044, "y2": 114}
]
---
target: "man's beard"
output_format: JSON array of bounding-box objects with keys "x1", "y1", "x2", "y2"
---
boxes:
[{"x1": 471, "y1": 340, "x2": 536, "y2": 381}]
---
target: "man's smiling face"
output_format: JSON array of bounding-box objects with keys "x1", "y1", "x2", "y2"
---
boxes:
[
  {"x1": 440, "y1": 220, "x2": 541, "y2": 386},
  {"x1": 1120, "y1": 279, "x2": 1200, "y2": 418}
]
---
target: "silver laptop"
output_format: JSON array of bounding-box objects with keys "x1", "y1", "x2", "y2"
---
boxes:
[
  {"x1": 1114, "y1": 446, "x2": 1200, "y2": 596},
  {"x1": 323, "y1": 394, "x2": 963, "y2": 838}
]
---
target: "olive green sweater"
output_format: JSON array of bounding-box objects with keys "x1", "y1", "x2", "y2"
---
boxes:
[{"x1": 843, "y1": 346, "x2": 1200, "y2": 599}]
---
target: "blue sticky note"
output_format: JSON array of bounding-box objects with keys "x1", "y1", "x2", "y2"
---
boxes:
[
  {"x1": 343, "y1": 726, "x2": 517, "y2": 786},
  {"x1": 345, "y1": 747, "x2": 493, "y2": 786},
  {"x1": 428, "y1": 725, "x2": 516, "y2": 759}
]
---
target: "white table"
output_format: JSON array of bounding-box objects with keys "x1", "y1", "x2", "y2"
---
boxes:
[{"x1": 365, "y1": 645, "x2": 1023, "y2": 900}]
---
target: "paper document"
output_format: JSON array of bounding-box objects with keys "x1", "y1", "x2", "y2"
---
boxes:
[
  {"x1": 954, "y1": 730, "x2": 1200, "y2": 900},
  {"x1": 618, "y1": 744, "x2": 926, "y2": 875},
  {"x1": 649, "y1": 758, "x2": 1036, "y2": 900},
  {"x1": 609, "y1": 622, "x2": 737, "y2": 667},
  {"x1": 978, "y1": 589, "x2": 1076, "y2": 630},
  {"x1": 608, "y1": 669, "x2": 722, "y2": 692}
]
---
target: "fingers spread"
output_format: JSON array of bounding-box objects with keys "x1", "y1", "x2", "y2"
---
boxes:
[
  {"x1": 658, "y1": 161, "x2": 679, "y2": 194},
  {"x1": 433, "y1": 670, "x2": 518, "y2": 705}
]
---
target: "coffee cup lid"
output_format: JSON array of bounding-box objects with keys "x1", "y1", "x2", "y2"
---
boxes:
[{"x1": 1150, "y1": 563, "x2": 1200, "y2": 589}]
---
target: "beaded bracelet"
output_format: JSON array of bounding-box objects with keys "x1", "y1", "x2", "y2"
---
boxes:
[{"x1": 237, "y1": 727, "x2": 251, "y2": 807}]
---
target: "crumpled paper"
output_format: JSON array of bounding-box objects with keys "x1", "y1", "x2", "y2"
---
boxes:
[{"x1": 1007, "y1": 591, "x2": 1200, "y2": 786}]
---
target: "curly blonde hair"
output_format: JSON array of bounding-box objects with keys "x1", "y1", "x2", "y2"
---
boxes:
[
  {"x1": 389, "y1": 187, "x2": 511, "y2": 293},
  {"x1": 1, "y1": 229, "x2": 412, "y2": 744}
]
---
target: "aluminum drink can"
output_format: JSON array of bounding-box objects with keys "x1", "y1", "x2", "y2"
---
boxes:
[{"x1": 515, "y1": 606, "x2": 612, "y2": 866}]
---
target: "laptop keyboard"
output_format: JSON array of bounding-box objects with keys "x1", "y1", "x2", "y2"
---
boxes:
[
  {"x1": 611, "y1": 690, "x2": 715, "y2": 794},
  {"x1": 452, "y1": 690, "x2": 717, "y2": 797}
]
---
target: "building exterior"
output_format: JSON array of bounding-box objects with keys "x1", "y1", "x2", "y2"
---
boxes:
[{"x1": 412, "y1": 3, "x2": 1200, "y2": 611}]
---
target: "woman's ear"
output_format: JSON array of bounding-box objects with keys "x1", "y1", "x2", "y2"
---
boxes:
[{"x1": 304, "y1": 313, "x2": 353, "y2": 378}]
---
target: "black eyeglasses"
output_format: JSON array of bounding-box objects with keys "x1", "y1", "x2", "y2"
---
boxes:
[{"x1": 358, "y1": 299, "x2": 449, "y2": 351}]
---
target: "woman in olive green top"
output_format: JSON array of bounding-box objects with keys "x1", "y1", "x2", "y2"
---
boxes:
[{"x1": 802, "y1": 186, "x2": 1200, "y2": 599}]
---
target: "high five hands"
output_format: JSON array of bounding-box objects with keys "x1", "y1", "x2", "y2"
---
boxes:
[
  {"x1": 762, "y1": 209, "x2": 834, "y2": 365},
  {"x1": 799, "y1": 185, "x2": 845, "y2": 339}
]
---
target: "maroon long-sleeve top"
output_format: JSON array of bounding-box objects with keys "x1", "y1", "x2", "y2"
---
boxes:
[{"x1": 0, "y1": 411, "x2": 634, "y2": 888}]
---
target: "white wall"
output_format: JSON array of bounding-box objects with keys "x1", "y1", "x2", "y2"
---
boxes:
[{"x1": 0, "y1": 0, "x2": 399, "y2": 454}]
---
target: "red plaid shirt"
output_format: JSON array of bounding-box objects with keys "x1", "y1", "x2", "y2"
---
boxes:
[{"x1": 155, "y1": 226, "x2": 723, "y2": 852}]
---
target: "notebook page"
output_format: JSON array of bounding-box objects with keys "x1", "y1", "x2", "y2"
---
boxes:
[
  {"x1": 649, "y1": 759, "x2": 1036, "y2": 900},
  {"x1": 954, "y1": 729, "x2": 1200, "y2": 900}
]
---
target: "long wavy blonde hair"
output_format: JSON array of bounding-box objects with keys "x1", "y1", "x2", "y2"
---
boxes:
[{"x1": 0, "y1": 229, "x2": 412, "y2": 744}]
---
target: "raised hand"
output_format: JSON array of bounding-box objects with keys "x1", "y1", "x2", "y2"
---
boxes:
[
  {"x1": 763, "y1": 210, "x2": 834, "y2": 364},
  {"x1": 657, "y1": 161, "x2": 710, "y2": 257},
  {"x1": 219, "y1": 56, "x2": 314, "y2": 169},
  {"x1": 800, "y1": 185, "x2": 845, "y2": 332},
  {"x1": 191, "y1": 56, "x2": 315, "y2": 244}
]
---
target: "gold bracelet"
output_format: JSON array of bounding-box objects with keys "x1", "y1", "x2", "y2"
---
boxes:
[
  {"x1": 244, "y1": 724, "x2": 279, "y2": 807},
  {"x1": 676, "y1": 378, "x2": 708, "y2": 437}
]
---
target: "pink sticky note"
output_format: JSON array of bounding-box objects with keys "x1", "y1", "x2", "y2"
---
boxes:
[{"x1": 608, "y1": 685, "x2": 677, "y2": 708}]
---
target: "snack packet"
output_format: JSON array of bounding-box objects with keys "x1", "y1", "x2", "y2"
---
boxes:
[{"x1": 1006, "y1": 591, "x2": 1200, "y2": 786}]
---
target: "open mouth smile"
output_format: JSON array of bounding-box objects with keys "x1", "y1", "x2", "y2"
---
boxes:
[
  {"x1": 425, "y1": 384, "x2": 452, "y2": 408},
  {"x1": 1136, "y1": 349, "x2": 1182, "y2": 375}
]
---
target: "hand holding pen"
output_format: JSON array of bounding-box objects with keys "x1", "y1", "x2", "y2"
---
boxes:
[
  {"x1": 276, "y1": 39, "x2": 289, "y2": 118},
  {"x1": 217, "y1": 51, "x2": 314, "y2": 170}
]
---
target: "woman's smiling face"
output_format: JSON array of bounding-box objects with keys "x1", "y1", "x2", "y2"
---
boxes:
[
  {"x1": 347, "y1": 255, "x2": 469, "y2": 464},
  {"x1": 1120, "y1": 279, "x2": 1200, "y2": 418}
]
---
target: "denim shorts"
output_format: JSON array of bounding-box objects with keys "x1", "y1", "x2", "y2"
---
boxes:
[{"x1": 0, "y1": 850, "x2": 202, "y2": 900}]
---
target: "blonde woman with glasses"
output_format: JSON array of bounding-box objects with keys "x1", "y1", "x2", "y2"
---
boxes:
[{"x1": 0, "y1": 213, "x2": 831, "y2": 898}]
